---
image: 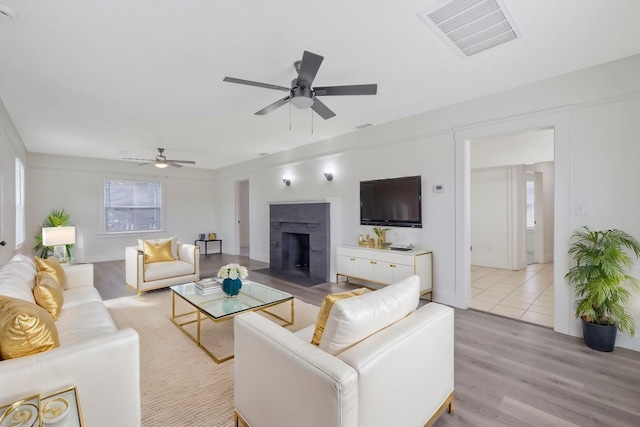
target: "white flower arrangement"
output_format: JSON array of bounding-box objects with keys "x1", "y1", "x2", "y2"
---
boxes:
[{"x1": 217, "y1": 263, "x2": 249, "y2": 280}]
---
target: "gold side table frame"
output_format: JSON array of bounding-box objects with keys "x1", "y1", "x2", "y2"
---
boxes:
[{"x1": 170, "y1": 290, "x2": 294, "y2": 363}]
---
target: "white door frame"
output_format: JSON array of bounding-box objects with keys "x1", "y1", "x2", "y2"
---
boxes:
[
  {"x1": 234, "y1": 179, "x2": 250, "y2": 256},
  {"x1": 454, "y1": 108, "x2": 572, "y2": 334}
]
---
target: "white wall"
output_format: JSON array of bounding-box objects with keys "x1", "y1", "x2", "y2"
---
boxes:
[
  {"x1": 26, "y1": 153, "x2": 216, "y2": 263},
  {"x1": 470, "y1": 168, "x2": 510, "y2": 269},
  {"x1": 214, "y1": 54, "x2": 640, "y2": 351},
  {"x1": 0, "y1": 98, "x2": 28, "y2": 265},
  {"x1": 471, "y1": 129, "x2": 555, "y2": 168}
]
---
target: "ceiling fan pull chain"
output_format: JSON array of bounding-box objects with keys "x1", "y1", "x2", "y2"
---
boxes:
[
  {"x1": 289, "y1": 101, "x2": 292, "y2": 131},
  {"x1": 311, "y1": 108, "x2": 314, "y2": 134}
]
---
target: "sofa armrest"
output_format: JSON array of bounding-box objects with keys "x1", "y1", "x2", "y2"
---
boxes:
[
  {"x1": 234, "y1": 312, "x2": 358, "y2": 427},
  {"x1": 0, "y1": 328, "x2": 141, "y2": 427},
  {"x1": 337, "y1": 303, "x2": 455, "y2": 427},
  {"x1": 177, "y1": 242, "x2": 199, "y2": 264},
  {"x1": 125, "y1": 246, "x2": 142, "y2": 289},
  {"x1": 63, "y1": 263, "x2": 94, "y2": 289}
]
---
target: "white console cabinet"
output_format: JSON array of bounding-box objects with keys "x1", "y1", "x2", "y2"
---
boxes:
[{"x1": 336, "y1": 245, "x2": 433, "y2": 299}]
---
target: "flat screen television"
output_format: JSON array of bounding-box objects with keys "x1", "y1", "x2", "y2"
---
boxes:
[{"x1": 360, "y1": 175, "x2": 422, "y2": 228}]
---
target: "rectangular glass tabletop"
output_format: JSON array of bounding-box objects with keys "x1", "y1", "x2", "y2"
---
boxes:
[{"x1": 170, "y1": 280, "x2": 293, "y2": 320}]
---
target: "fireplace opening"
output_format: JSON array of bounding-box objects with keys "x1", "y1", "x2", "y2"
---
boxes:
[{"x1": 282, "y1": 232, "x2": 310, "y2": 277}]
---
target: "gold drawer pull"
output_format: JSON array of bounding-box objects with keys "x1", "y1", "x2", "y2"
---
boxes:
[
  {"x1": 350, "y1": 258, "x2": 356, "y2": 261},
  {"x1": 390, "y1": 264, "x2": 397, "y2": 268},
  {"x1": 370, "y1": 261, "x2": 377, "y2": 265}
]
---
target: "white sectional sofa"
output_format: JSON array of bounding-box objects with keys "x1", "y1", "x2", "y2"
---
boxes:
[
  {"x1": 0, "y1": 254, "x2": 141, "y2": 427},
  {"x1": 233, "y1": 275, "x2": 455, "y2": 427},
  {"x1": 125, "y1": 241, "x2": 200, "y2": 295}
]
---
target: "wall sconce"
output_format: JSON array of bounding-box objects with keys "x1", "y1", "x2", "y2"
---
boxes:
[
  {"x1": 324, "y1": 172, "x2": 334, "y2": 181},
  {"x1": 282, "y1": 177, "x2": 291, "y2": 186}
]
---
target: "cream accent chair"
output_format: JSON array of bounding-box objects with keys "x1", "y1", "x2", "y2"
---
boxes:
[
  {"x1": 125, "y1": 240, "x2": 200, "y2": 295},
  {"x1": 233, "y1": 275, "x2": 455, "y2": 427}
]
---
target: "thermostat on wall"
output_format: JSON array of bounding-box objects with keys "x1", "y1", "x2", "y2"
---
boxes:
[{"x1": 433, "y1": 184, "x2": 444, "y2": 193}]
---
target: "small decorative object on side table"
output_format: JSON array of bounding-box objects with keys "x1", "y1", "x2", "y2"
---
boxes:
[{"x1": 217, "y1": 263, "x2": 249, "y2": 297}]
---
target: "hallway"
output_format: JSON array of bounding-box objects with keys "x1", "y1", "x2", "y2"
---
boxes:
[{"x1": 470, "y1": 262, "x2": 554, "y2": 327}]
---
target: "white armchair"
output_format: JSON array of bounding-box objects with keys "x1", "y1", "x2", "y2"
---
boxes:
[
  {"x1": 125, "y1": 240, "x2": 199, "y2": 295},
  {"x1": 233, "y1": 276, "x2": 455, "y2": 427}
]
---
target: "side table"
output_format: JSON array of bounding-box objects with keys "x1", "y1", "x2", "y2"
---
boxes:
[{"x1": 195, "y1": 239, "x2": 222, "y2": 255}]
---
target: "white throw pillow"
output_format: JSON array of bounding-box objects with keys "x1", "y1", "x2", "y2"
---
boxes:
[
  {"x1": 0, "y1": 271, "x2": 37, "y2": 304},
  {"x1": 319, "y1": 275, "x2": 420, "y2": 355},
  {"x1": 138, "y1": 236, "x2": 178, "y2": 260}
]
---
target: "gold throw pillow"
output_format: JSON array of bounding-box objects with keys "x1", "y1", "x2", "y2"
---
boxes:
[
  {"x1": 143, "y1": 240, "x2": 175, "y2": 264},
  {"x1": 33, "y1": 272, "x2": 64, "y2": 320},
  {"x1": 0, "y1": 296, "x2": 60, "y2": 360},
  {"x1": 34, "y1": 256, "x2": 67, "y2": 290},
  {"x1": 311, "y1": 288, "x2": 366, "y2": 346}
]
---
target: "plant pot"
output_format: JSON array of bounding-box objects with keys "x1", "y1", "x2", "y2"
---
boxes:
[
  {"x1": 581, "y1": 317, "x2": 617, "y2": 352},
  {"x1": 221, "y1": 278, "x2": 242, "y2": 297}
]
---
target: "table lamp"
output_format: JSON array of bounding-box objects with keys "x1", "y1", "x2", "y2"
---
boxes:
[{"x1": 42, "y1": 226, "x2": 76, "y2": 263}]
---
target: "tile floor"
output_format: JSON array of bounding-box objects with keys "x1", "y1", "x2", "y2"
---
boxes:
[{"x1": 470, "y1": 262, "x2": 554, "y2": 327}]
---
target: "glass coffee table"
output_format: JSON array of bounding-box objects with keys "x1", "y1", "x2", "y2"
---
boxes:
[{"x1": 170, "y1": 280, "x2": 294, "y2": 363}]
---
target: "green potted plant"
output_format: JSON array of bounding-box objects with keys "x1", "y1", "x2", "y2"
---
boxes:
[
  {"x1": 372, "y1": 227, "x2": 390, "y2": 248},
  {"x1": 34, "y1": 209, "x2": 73, "y2": 258},
  {"x1": 565, "y1": 226, "x2": 640, "y2": 351}
]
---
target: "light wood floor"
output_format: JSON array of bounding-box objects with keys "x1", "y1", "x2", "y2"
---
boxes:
[{"x1": 94, "y1": 254, "x2": 640, "y2": 427}]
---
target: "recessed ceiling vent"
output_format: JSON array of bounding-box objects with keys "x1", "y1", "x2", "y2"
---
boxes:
[
  {"x1": 418, "y1": 0, "x2": 520, "y2": 57},
  {"x1": 355, "y1": 123, "x2": 373, "y2": 130}
]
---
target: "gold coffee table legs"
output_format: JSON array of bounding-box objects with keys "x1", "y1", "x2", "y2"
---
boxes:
[{"x1": 170, "y1": 291, "x2": 295, "y2": 363}]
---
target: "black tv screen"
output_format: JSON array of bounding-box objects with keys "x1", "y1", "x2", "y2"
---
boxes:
[{"x1": 360, "y1": 175, "x2": 422, "y2": 228}]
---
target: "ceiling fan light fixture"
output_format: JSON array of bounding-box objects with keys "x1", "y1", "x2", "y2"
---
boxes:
[
  {"x1": 155, "y1": 161, "x2": 168, "y2": 169},
  {"x1": 290, "y1": 96, "x2": 314, "y2": 109}
]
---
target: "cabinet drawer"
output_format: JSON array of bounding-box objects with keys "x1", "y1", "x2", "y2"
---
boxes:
[
  {"x1": 337, "y1": 247, "x2": 360, "y2": 257},
  {"x1": 393, "y1": 254, "x2": 415, "y2": 266},
  {"x1": 374, "y1": 251, "x2": 395, "y2": 263}
]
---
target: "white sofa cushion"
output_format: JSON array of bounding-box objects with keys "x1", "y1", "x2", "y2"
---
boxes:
[
  {"x1": 56, "y1": 301, "x2": 117, "y2": 346},
  {"x1": 1, "y1": 254, "x2": 37, "y2": 290},
  {"x1": 63, "y1": 287, "x2": 104, "y2": 308},
  {"x1": 0, "y1": 271, "x2": 36, "y2": 304},
  {"x1": 319, "y1": 275, "x2": 420, "y2": 355},
  {"x1": 144, "y1": 260, "x2": 195, "y2": 281}
]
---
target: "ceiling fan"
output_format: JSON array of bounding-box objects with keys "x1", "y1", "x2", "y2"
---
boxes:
[
  {"x1": 123, "y1": 148, "x2": 196, "y2": 168},
  {"x1": 223, "y1": 50, "x2": 377, "y2": 120}
]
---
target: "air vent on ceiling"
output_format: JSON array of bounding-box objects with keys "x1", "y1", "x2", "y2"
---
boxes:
[
  {"x1": 418, "y1": 0, "x2": 520, "y2": 57},
  {"x1": 355, "y1": 123, "x2": 373, "y2": 130}
]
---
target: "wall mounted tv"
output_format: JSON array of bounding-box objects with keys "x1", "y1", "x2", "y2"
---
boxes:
[{"x1": 360, "y1": 175, "x2": 422, "y2": 228}]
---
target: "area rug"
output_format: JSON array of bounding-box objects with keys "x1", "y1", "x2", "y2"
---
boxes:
[
  {"x1": 105, "y1": 289, "x2": 319, "y2": 427},
  {"x1": 252, "y1": 268, "x2": 326, "y2": 287}
]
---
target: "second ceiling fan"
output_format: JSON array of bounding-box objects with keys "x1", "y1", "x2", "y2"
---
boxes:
[{"x1": 223, "y1": 50, "x2": 377, "y2": 120}]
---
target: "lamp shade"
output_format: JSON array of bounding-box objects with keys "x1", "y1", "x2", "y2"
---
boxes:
[{"x1": 42, "y1": 226, "x2": 76, "y2": 246}]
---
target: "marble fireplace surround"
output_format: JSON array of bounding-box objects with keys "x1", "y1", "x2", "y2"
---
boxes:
[{"x1": 269, "y1": 202, "x2": 330, "y2": 282}]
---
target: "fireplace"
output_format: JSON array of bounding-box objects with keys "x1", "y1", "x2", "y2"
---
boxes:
[
  {"x1": 269, "y1": 203, "x2": 330, "y2": 283},
  {"x1": 282, "y1": 232, "x2": 310, "y2": 276}
]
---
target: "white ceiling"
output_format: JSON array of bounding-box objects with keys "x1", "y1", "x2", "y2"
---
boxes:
[{"x1": 1, "y1": 0, "x2": 640, "y2": 170}]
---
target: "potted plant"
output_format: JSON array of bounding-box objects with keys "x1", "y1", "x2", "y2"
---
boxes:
[
  {"x1": 34, "y1": 209, "x2": 73, "y2": 258},
  {"x1": 565, "y1": 226, "x2": 640, "y2": 351},
  {"x1": 372, "y1": 227, "x2": 390, "y2": 248}
]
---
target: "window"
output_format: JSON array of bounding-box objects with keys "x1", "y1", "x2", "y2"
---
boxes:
[
  {"x1": 526, "y1": 179, "x2": 535, "y2": 229},
  {"x1": 15, "y1": 158, "x2": 25, "y2": 247},
  {"x1": 104, "y1": 180, "x2": 162, "y2": 233}
]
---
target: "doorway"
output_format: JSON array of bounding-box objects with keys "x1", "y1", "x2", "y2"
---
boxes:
[
  {"x1": 468, "y1": 128, "x2": 555, "y2": 326},
  {"x1": 236, "y1": 180, "x2": 250, "y2": 257}
]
